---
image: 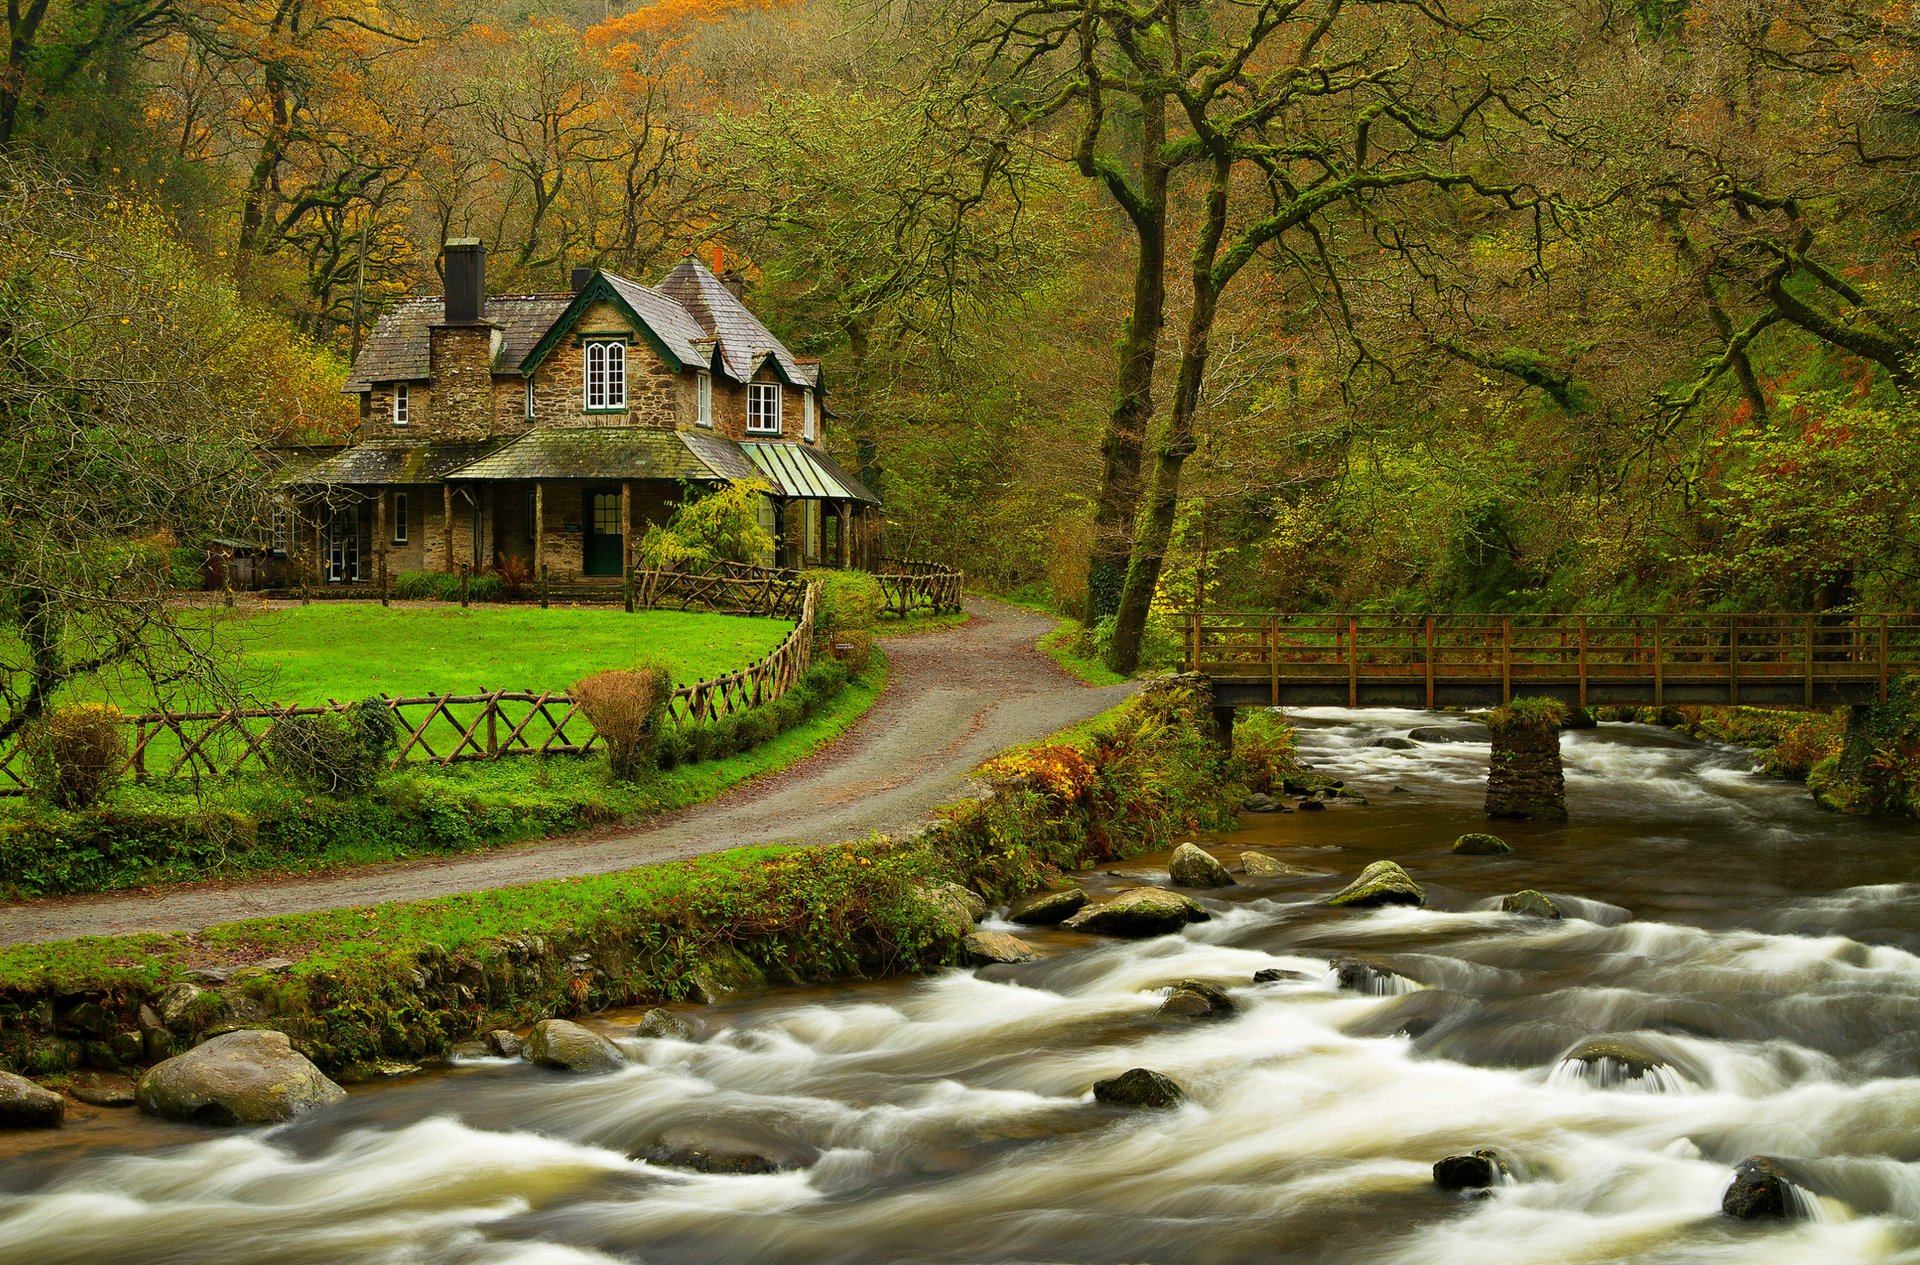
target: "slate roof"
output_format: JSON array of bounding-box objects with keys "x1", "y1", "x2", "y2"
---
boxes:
[
  {"x1": 600, "y1": 273, "x2": 710, "y2": 370},
  {"x1": 344, "y1": 295, "x2": 574, "y2": 391},
  {"x1": 289, "y1": 440, "x2": 510, "y2": 486},
  {"x1": 741, "y1": 442, "x2": 881, "y2": 505},
  {"x1": 446, "y1": 428, "x2": 745, "y2": 482},
  {"x1": 655, "y1": 259, "x2": 812, "y2": 386}
]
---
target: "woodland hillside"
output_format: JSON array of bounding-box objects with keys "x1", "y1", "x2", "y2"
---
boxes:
[{"x1": 4, "y1": 0, "x2": 1919, "y2": 660}]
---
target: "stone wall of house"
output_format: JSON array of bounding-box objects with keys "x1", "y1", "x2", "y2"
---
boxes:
[
  {"x1": 509, "y1": 300, "x2": 681, "y2": 431},
  {"x1": 361, "y1": 383, "x2": 434, "y2": 442},
  {"x1": 429, "y1": 325, "x2": 500, "y2": 440}
]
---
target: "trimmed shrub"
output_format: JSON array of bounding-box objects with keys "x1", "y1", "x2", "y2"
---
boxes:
[
  {"x1": 805, "y1": 569, "x2": 883, "y2": 640},
  {"x1": 571, "y1": 665, "x2": 671, "y2": 780},
  {"x1": 827, "y1": 629, "x2": 874, "y2": 675},
  {"x1": 266, "y1": 697, "x2": 396, "y2": 794},
  {"x1": 654, "y1": 726, "x2": 691, "y2": 770},
  {"x1": 466, "y1": 575, "x2": 504, "y2": 603},
  {"x1": 25, "y1": 705, "x2": 128, "y2": 809},
  {"x1": 736, "y1": 709, "x2": 778, "y2": 750}
]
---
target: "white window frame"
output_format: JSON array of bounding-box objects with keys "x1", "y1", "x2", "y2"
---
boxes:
[
  {"x1": 802, "y1": 389, "x2": 815, "y2": 442},
  {"x1": 696, "y1": 371, "x2": 712, "y2": 428},
  {"x1": 392, "y1": 492, "x2": 408, "y2": 544},
  {"x1": 584, "y1": 341, "x2": 627, "y2": 411},
  {"x1": 746, "y1": 382, "x2": 782, "y2": 434},
  {"x1": 524, "y1": 378, "x2": 535, "y2": 422},
  {"x1": 270, "y1": 500, "x2": 289, "y2": 554},
  {"x1": 392, "y1": 383, "x2": 409, "y2": 427}
]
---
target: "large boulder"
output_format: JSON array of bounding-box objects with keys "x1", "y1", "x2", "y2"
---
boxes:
[
  {"x1": 1451, "y1": 832, "x2": 1511, "y2": 856},
  {"x1": 1062, "y1": 887, "x2": 1211, "y2": 938},
  {"x1": 634, "y1": 1009, "x2": 696, "y2": 1041},
  {"x1": 638, "y1": 1125, "x2": 817, "y2": 1175},
  {"x1": 0, "y1": 1070, "x2": 64, "y2": 1128},
  {"x1": 1407, "y1": 724, "x2": 1489, "y2": 744},
  {"x1": 964, "y1": 931, "x2": 1040, "y2": 965},
  {"x1": 1433, "y1": 1149, "x2": 1510, "y2": 1190},
  {"x1": 135, "y1": 1030, "x2": 346, "y2": 1125},
  {"x1": 912, "y1": 883, "x2": 985, "y2": 941},
  {"x1": 1241, "y1": 853, "x2": 1319, "y2": 878},
  {"x1": 1156, "y1": 980, "x2": 1236, "y2": 1021},
  {"x1": 1723, "y1": 1156, "x2": 1800, "y2": 1220},
  {"x1": 1369, "y1": 736, "x2": 1419, "y2": 751},
  {"x1": 1502, "y1": 889, "x2": 1562, "y2": 919},
  {"x1": 1559, "y1": 1037, "x2": 1681, "y2": 1089},
  {"x1": 1168, "y1": 843, "x2": 1234, "y2": 889},
  {"x1": 1325, "y1": 861, "x2": 1425, "y2": 908},
  {"x1": 1009, "y1": 887, "x2": 1089, "y2": 926},
  {"x1": 524, "y1": 1019, "x2": 627, "y2": 1074},
  {"x1": 1092, "y1": 1068, "x2": 1184, "y2": 1109}
]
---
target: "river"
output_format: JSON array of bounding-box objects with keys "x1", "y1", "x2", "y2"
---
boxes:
[{"x1": 2, "y1": 709, "x2": 1918, "y2": 1264}]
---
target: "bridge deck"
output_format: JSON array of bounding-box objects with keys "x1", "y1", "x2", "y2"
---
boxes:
[{"x1": 1186, "y1": 612, "x2": 1920, "y2": 710}]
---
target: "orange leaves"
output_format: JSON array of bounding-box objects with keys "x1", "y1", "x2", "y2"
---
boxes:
[{"x1": 980, "y1": 745, "x2": 1095, "y2": 802}]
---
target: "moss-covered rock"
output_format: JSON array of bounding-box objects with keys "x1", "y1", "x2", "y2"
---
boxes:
[
  {"x1": 1063, "y1": 887, "x2": 1211, "y2": 937},
  {"x1": 0, "y1": 1070, "x2": 63, "y2": 1128},
  {"x1": 686, "y1": 944, "x2": 768, "y2": 1005},
  {"x1": 1008, "y1": 887, "x2": 1088, "y2": 925},
  {"x1": 135, "y1": 1030, "x2": 346, "y2": 1125},
  {"x1": 1155, "y1": 979, "x2": 1236, "y2": 1021},
  {"x1": 1502, "y1": 889, "x2": 1561, "y2": 919},
  {"x1": 1433, "y1": 1149, "x2": 1509, "y2": 1190},
  {"x1": 1326, "y1": 861, "x2": 1424, "y2": 908},
  {"x1": 1723, "y1": 1156, "x2": 1800, "y2": 1220},
  {"x1": 633, "y1": 1009, "x2": 694, "y2": 1041},
  {"x1": 1168, "y1": 842, "x2": 1234, "y2": 888},
  {"x1": 963, "y1": 931, "x2": 1039, "y2": 964},
  {"x1": 524, "y1": 1019, "x2": 626, "y2": 1074},
  {"x1": 1092, "y1": 1067, "x2": 1184, "y2": 1108},
  {"x1": 1451, "y1": 832, "x2": 1511, "y2": 855},
  {"x1": 1240, "y1": 852, "x2": 1319, "y2": 878}
]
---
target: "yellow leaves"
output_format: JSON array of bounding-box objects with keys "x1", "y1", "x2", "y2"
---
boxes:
[{"x1": 980, "y1": 744, "x2": 1094, "y2": 801}]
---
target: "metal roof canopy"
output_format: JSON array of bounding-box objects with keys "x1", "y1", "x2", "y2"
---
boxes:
[{"x1": 741, "y1": 442, "x2": 881, "y2": 505}]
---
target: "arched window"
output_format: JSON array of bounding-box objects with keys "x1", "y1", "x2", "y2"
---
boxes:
[{"x1": 584, "y1": 341, "x2": 627, "y2": 411}]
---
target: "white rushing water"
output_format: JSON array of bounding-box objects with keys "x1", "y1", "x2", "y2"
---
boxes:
[{"x1": 3, "y1": 712, "x2": 1919, "y2": 1265}]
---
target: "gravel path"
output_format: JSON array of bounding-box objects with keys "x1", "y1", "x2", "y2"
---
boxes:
[{"x1": 0, "y1": 596, "x2": 1134, "y2": 947}]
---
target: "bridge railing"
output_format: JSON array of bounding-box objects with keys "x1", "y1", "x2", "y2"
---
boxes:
[{"x1": 1184, "y1": 612, "x2": 1920, "y2": 707}]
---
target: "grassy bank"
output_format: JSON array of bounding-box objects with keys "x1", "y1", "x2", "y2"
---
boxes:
[
  {"x1": 0, "y1": 657, "x2": 883, "y2": 899},
  {"x1": 0, "y1": 678, "x2": 1240, "y2": 1078},
  {"x1": 50, "y1": 605, "x2": 790, "y2": 711}
]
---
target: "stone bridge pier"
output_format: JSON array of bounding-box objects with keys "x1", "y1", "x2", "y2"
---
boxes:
[{"x1": 1484, "y1": 700, "x2": 1569, "y2": 822}]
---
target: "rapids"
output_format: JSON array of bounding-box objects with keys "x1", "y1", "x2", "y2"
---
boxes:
[{"x1": 3, "y1": 710, "x2": 1919, "y2": 1264}]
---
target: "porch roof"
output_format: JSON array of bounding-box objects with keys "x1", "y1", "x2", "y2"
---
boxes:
[
  {"x1": 742, "y1": 442, "x2": 881, "y2": 506},
  {"x1": 289, "y1": 440, "x2": 508, "y2": 486},
  {"x1": 445, "y1": 427, "x2": 738, "y2": 482}
]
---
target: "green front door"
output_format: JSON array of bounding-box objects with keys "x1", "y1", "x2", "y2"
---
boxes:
[{"x1": 583, "y1": 486, "x2": 623, "y2": 577}]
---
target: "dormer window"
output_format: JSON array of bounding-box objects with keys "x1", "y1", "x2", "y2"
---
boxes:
[
  {"x1": 747, "y1": 382, "x2": 781, "y2": 434},
  {"x1": 392, "y1": 383, "x2": 409, "y2": 427},
  {"x1": 696, "y1": 371, "x2": 712, "y2": 428},
  {"x1": 803, "y1": 389, "x2": 815, "y2": 442},
  {"x1": 584, "y1": 341, "x2": 626, "y2": 411}
]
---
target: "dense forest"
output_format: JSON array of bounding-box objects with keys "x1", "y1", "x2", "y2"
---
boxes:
[{"x1": 4, "y1": 0, "x2": 1919, "y2": 667}]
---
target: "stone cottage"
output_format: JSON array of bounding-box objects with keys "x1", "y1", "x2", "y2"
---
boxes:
[{"x1": 281, "y1": 240, "x2": 880, "y2": 585}]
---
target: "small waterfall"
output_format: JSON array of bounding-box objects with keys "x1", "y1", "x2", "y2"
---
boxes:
[{"x1": 1547, "y1": 1054, "x2": 1690, "y2": 1093}]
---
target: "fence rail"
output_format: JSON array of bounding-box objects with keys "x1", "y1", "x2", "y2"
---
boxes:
[
  {"x1": 873, "y1": 558, "x2": 964, "y2": 616},
  {"x1": 0, "y1": 585, "x2": 817, "y2": 796},
  {"x1": 1186, "y1": 611, "x2": 1920, "y2": 709}
]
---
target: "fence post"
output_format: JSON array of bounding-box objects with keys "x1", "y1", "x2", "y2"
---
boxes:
[
  {"x1": 1728, "y1": 615, "x2": 1740, "y2": 706},
  {"x1": 1423, "y1": 616, "x2": 1435, "y2": 710},
  {"x1": 1805, "y1": 613, "x2": 1815, "y2": 709},
  {"x1": 539, "y1": 563, "x2": 550, "y2": 610},
  {"x1": 1501, "y1": 615, "x2": 1512, "y2": 705},
  {"x1": 1347, "y1": 616, "x2": 1359, "y2": 708},
  {"x1": 1653, "y1": 615, "x2": 1665, "y2": 709},
  {"x1": 1577, "y1": 614, "x2": 1588, "y2": 708},
  {"x1": 459, "y1": 563, "x2": 471, "y2": 609},
  {"x1": 1190, "y1": 609, "x2": 1202, "y2": 671},
  {"x1": 379, "y1": 547, "x2": 389, "y2": 608},
  {"x1": 1268, "y1": 616, "x2": 1279, "y2": 706}
]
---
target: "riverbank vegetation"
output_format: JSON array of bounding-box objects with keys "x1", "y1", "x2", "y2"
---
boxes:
[{"x1": 0, "y1": 680, "x2": 1240, "y2": 1077}]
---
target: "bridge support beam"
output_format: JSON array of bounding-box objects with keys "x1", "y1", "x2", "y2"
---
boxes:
[
  {"x1": 1212, "y1": 705, "x2": 1236, "y2": 753},
  {"x1": 1485, "y1": 698, "x2": 1568, "y2": 822}
]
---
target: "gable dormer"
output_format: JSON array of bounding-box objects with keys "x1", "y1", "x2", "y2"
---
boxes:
[{"x1": 518, "y1": 270, "x2": 711, "y2": 431}]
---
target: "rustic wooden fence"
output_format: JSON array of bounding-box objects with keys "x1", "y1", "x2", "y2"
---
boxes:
[
  {"x1": 0, "y1": 585, "x2": 817, "y2": 796},
  {"x1": 874, "y1": 557, "x2": 964, "y2": 617},
  {"x1": 636, "y1": 562, "x2": 809, "y2": 618}
]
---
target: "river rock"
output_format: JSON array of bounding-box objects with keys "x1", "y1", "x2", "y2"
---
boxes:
[
  {"x1": 1062, "y1": 888, "x2": 1211, "y2": 938},
  {"x1": 0, "y1": 1071, "x2": 64, "y2": 1128},
  {"x1": 1502, "y1": 889, "x2": 1562, "y2": 919},
  {"x1": 1331, "y1": 958, "x2": 1412, "y2": 995},
  {"x1": 156, "y1": 981, "x2": 205, "y2": 1029},
  {"x1": 1168, "y1": 843, "x2": 1234, "y2": 888},
  {"x1": 1452, "y1": 832, "x2": 1511, "y2": 855},
  {"x1": 964, "y1": 931, "x2": 1040, "y2": 965},
  {"x1": 485, "y1": 1029, "x2": 525, "y2": 1058},
  {"x1": 135, "y1": 1030, "x2": 346, "y2": 1125},
  {"x1": 1433, "y1": 1148, "x2": 1509, "y2": 1190},
  {"x1": 1253, "y1": 967, "x2": 1313, "y2": 984},
  {"x1": 1156, "y1": 980, "x2": 1236, "y2": 1020},
  {"x1": 687, "y1": 944, "x2": 768, "y2": 1004},
  {"x1": 1092, "y1": 1068, "x2": 1184, "y2": 1109},
  {"x1": 1296, "y1": 798, "x2": 1327, "y2": 811},
  {"x1": 69, "y1": 1072, "x2": 137, "y2": 1107},
  {"x1": 1407, "y1": 724, "x2": 1489, "y2": 744},
  {"x1": 524, "y1": 1020, "x2": 627, "y2": 1074},
  {"x1": 638, "y1": 1125, "x2": 816, "y2": 1175},
  {"x1": 1368, "y1": 736, "x2": 1419, "y2": 750},
  {"x1": 1561, "y1": 1037, "x2": 1677, "y2": 1087},
  {"x1": 1009, "y1": 887, "x2": 1089, "y2": 926},
  {"x1": 1242, "y1": 792, "x2": 1289, "y2": 813},
  {"x1": 1241, "y1": 853, "x2": 1318, "y2": 878},
  {"x1": 1325, "y1": 861, "x2": 1425, "y2": 908},
  {"x1": 1723, "y1": 1156, "x2": 1800, "y2": 1219},
  {"x1": 913, "y1": 883, "x2": 985, "y2": 940},
  {"x1": 634, "y1": 1009, "x2": 695, "y2": 1041}
]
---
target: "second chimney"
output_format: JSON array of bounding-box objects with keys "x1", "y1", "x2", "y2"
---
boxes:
[
  {"x1": 444, "y1": 239, "x2": 485, "y2": 323},
  {"x1": 570, "y1": 266, "x2": 594, "y2": 294}
]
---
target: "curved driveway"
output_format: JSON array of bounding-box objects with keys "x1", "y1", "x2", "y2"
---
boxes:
[{"x1": 0, "y1": 597, "x2": 1134, "y2": 947}]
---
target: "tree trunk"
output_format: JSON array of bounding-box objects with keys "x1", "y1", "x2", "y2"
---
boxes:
[
  {"x1": 1, "y1": 0, "x2": 53, "y2": 147},
  {"x1": 1086, "y1": 93, "x2": 1168, "y2": 624}
]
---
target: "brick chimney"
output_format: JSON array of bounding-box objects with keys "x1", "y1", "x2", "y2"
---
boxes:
[
  {"x1": 431, "y1": 239, "x2": 498, "y2": 439},
  {"x1": 720, "y1": 268, "x2": 746, "y2": 300},
  {"x1": 570, "y1": 265, "x2": 594, "y2": 294}
]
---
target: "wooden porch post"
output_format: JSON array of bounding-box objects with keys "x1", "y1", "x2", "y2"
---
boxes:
[
  {"x1": 836, "y1": 500, "x2": 851, "y2": 568},
  {"x1": 376, "y1": 492, "x2": 389, "y2": 607},
  {"x1": 442, "y1": 483, "x2": 455, "y2": 574},
  {"x1": 534, "y1": 481, "x2": 547, "y2": 608},
  {"x1": 621, "y1": 481, "x2": 634, "y2": 613}
]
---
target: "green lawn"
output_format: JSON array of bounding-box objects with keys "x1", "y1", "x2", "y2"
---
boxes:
[{"x1": 65, "y1": 605, "x2": 791, "y2": 711}]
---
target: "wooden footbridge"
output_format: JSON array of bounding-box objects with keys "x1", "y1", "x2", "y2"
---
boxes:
[{"x1": 1184, "y1": 612, "x2": 1920, "y2": 711}]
